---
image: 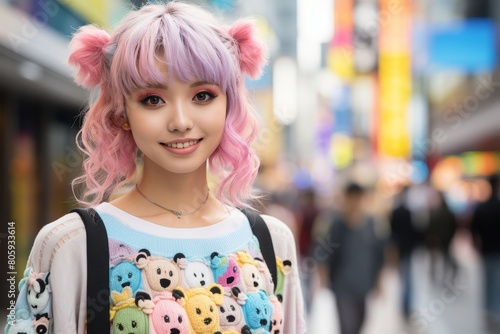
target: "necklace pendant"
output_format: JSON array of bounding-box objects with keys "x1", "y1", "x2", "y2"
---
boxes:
[{"x1": 173, "y1": 211, "x2": 182, "y2": 219}]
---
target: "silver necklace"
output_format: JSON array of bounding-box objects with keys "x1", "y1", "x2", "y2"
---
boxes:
[{"x1": 135, "y1": 184, "x2": 210, "y2": 219}]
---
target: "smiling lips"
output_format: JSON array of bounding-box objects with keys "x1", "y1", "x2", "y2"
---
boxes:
[
  {"x1": 164, "y1": 139, "x2": 201, "y2": 148},
  {"x1": 161, "y1": 138, "x2": 202, "y2": 155}
]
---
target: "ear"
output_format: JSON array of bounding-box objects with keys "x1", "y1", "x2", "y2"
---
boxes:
[
  {"x1": 231, "y1": 286, "x2": 241, "y2": 297},
  {"x1": 173, "y1": 253, "x2": 185, "y2": 262},
  {"x1": 228, "y1": 19, "x2": 267, "y2": 79},
  {"x1": 283, "y1": 260, "x2": 292, "y2": 275},
  {"x1": 209, "y1": 284, "x2": 224, "y2": 305},
  {"x1": 135, "y1": 249, "x2": 150, "y2": 268},
  {"x1": 172, "y1": 289, "x2": 185, "y2": 300},
  {"x1": 173, "y1": 253, "x2": 187, "y2": 269},
  {"x1": 138, "y1": 248, "x2": 151, "y2": 256},
  {"x1": 135, "y1": 291, "x2": 151, "y2": 304},
  {"x1": 35, "y1": 279, "x2": 46, "y2": 294},
  {"x1": 135, "y1": 291, "x2": 154, "y2": 314},
  {"x1": 68, "y1": 24, "x2": 111, "y2": 88}
]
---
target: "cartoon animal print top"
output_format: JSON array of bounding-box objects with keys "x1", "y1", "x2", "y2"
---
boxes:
[{"x1": 6, "y1": 205, "x2": 293, "y2": 334}]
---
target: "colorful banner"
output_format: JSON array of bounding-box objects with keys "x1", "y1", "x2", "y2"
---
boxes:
[
  {"x1": 328, "y1": 0, "x2": 354, "y2": 80},
  {"x1": 377, "y1": 0, "x2": 412, "y2": 157}
]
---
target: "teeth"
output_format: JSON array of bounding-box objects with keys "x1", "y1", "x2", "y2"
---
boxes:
[{"x1": 166, "y1": 140, "x2": 199, "y2": 148}]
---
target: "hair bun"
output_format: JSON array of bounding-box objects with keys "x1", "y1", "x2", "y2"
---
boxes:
[
  {"x1": 228, "y1": 19, "x2": 267, "y2": 79},
  {"x1": 68, "y1": 25, "x2": 111, "y2": 88}
]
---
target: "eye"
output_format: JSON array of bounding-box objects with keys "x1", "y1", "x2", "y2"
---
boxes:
[
  {"x1": 252, "y1": 273, "x2": 255, "y2": 278},
  {"x1": 201, "y1": 273, "x2": 205, "y2": 277},
  {"x1": 117, "y1": 275, "x2": 122, "y2": 282},
  {"x1": 232, "y1": 266, "x2": 237, "y2": 273},
  {"x1": 178, "y1": 316, "x2": 183, "y2": 323},
  {"x1": 164, "y1": 315, "x2": 170, "y2": 323},
  {"x1": 118, "y1": 323, "x2": 124, "y2": 331},
  {"x1": 36, "y1": 293, "x2": 41, "y2": 298},
  {"x1": 230, "y1": 305, "x2": 235, "y2": 311},
  {"x1": 128, "y1": 272, "x2": 132, "y2": 278},
  {"x1": 131, "y1": 320, "x2": 137, "y2": 328},
  {"x1": 140, "y1": 95, "x2": 164, "y2": 106},
  {"x1": 256, "y1": 308, "x2": 260, "y2": 315},
  {"x1": 169, "y1": 270, "x2": 173, "y2": 277},
  {"x1": 157, "y1": 268, "x2": 161, "y2": 275},
  {"x1": 220, "y1": 306, "x2": 225, "y2": 313},
  {"x1": 196, "y1": 308, "x2": 201, "y2": 315},
  {"x1": 210, "y1": 306, "x2": 213, "y2": 312},
  {"x1": 194, "y1": 273, "x2": 197, "y2": 278},
  {"x1": 193, "y1": 91, "x2": 216, "y2": 102}
]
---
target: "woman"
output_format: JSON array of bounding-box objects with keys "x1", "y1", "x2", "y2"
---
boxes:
[{"x1": 6, "y1": 2, "x2": 304, "y2": 333}]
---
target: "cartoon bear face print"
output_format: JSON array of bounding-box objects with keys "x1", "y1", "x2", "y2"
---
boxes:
[
  {"x1": 219, "y1": 287, "x2": 247, "y2": 331},
  {"x1": 110, "y1": 261, "x2": 142, "y2": 295},
  {"x1": 150, "y1": 291, "x2": 190, "y2": 334},
  {"x1": 27, "y1": 272, "x2": 50, "y2": 315},
  {"x1": 181, "y1": 284, "x2": 224, "y2": 333},
  {"x1": 241, "y1": 263, "x2": 265, "y2": 292},
  {"x1": 113, "y1": 306, "x2": 149, "y2": 334},
  {"x1": 184, "y1": 260, "x2": 215, "y2": 288},
  {"x1": 242, "y1": 291, "x2": 273, "y2": 332},
  {"x1": 211, "y1": 252, "x2": 242, "y2": 288},
  {"x1": 135, "y1": 249, "x2": 182, "y2": 295}
]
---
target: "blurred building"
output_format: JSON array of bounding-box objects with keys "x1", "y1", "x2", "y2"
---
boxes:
[{"x1": 1, "y1": 0, "x2": 500, "y2": 323}]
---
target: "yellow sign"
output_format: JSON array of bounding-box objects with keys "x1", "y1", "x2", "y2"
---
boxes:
[{"x1": 377, "y1": 0, "x2": 412, "y2": 157}]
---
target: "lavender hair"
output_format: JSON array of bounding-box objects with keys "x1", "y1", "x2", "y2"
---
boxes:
[{"x1": 68, "y1": 2, "x2": 267, "y2": 207}]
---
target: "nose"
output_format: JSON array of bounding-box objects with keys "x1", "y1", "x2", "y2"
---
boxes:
[{"x1": 168, "y1": 101, "x2": 193, "y2": 132}]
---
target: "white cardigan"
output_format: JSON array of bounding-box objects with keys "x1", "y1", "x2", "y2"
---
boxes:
[{"x1": 19, "y1": 204, "x2": 306, "y2": 333}]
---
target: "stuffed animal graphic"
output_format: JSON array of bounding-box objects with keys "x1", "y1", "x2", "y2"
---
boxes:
[
  {"x1": 179, "y1": 283, "x2": 224, "y2": 334},
  {"x1": 135, "y1": 249, "x2": 183, "y2": 297}
]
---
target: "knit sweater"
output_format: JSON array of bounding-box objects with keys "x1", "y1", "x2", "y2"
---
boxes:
[{"x1": 5, "y1": 203, "x2": 305, "y2": 334}]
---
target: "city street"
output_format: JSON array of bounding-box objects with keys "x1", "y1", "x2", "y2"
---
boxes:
[{"x1": 307, "y1": 230, "x2": 486, "y2": 334}]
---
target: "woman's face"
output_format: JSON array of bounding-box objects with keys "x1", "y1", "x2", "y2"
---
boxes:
[{"x1": 125, "y1": 62, "x2": 227, "y2": 175}]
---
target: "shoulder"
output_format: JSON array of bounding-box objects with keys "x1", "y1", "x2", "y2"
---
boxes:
[
  {"x1": 261, "y1": 214, "x2": 294, "y2": 239},
  {"x1": 260, "y1": 214, "x2": 296, "y2": 259},
  {"x1": 29, "y1": 212, "x2": 86, "y2": 271}
]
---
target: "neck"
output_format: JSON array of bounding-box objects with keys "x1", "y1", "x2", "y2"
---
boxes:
[{"x1": 138, "y1": 160, "x2": 210, "y2": 213}]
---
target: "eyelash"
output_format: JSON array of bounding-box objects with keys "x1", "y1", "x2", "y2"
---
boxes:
[
  {"x1": 138, "y1": 89, "x2": 218, "y2": 106},
  {"x1": 194, "y1": 90, "x2": 217, "y2": 102},
  {"x1": 139, "y1": 95, "x2": 163, "y2": 106}
]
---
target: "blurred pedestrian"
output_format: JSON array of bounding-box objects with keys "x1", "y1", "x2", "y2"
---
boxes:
[
  {"x1": 389, "y1": 185, "x2": 420, "y2": 319},
  {"x1": 295, "y1": 188, "x2": 320, "y2": 313},
  {"x1": 471, "y1": 174, "x2": 500, "y2": 332},
  {"x1": 424, "y1": 189, "x2": 458, "y2": 284},
  {"x1": 319, "y1": 182, "x2": 385, "y2": 334}
]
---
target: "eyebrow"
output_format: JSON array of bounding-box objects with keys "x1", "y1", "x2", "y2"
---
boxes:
[{"x1": 143, "y1": 81, "x2": 216, "y2": 90}]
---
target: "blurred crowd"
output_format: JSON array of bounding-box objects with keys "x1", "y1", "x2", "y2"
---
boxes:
[{"x1": 257, "y1": 173, "x2": 500, "y2": 334}]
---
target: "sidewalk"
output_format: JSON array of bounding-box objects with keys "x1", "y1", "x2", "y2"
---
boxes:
[{"x1": 307, "y1": 231, "x2": 486, "y2": 334}]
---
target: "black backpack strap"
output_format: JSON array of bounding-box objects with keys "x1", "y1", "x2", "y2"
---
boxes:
[
  {"x1": 71, "y1": 208, "x2": 110, "y2": 333},
  {"x1": 241, "y1": 208, "x2": 278, "y2": 294}
]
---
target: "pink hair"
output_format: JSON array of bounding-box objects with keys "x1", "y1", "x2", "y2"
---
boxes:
[{"x1": 68, "y1": 2, "x2": 267, "y2": 207}]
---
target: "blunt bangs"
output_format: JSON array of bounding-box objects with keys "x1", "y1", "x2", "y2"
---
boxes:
[{"x1": 110, "y1": 6, "x2": 236, "y2": 97}]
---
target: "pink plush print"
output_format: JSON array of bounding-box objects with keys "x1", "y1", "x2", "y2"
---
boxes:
[
  {"x1": 150, "y1": 291, "x2": 191, "y2": 334},
  {"x1": 269, "y1": 296, "x2": 283, "y2": 334},
  {"x1": 211, "y1": 252, "x2": 243, "y2": 289}
]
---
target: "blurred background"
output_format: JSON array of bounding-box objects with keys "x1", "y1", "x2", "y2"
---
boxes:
[{"x1": 1, "y1": 0, "x2": 500, "y2": 333}]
